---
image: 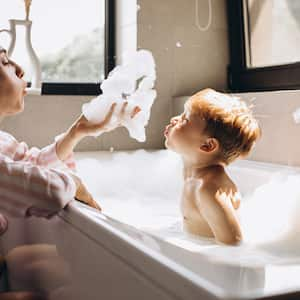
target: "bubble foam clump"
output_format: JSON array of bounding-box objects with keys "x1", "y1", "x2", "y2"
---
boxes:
[
  {"x1": 82, "y1": 50, "x2": 157, "y2": 142},
  {"x1": 239, "y1": 172, "x2": 300, "y2": 245}
]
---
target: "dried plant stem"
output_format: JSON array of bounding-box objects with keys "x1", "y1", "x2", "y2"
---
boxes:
[{"x1": 24, "y1": 0, "x2": 32, "y2": 20}]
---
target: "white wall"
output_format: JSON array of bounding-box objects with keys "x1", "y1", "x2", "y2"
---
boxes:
[{"x1": 136, "y1": 0, "x2": 229, "y2": 148}]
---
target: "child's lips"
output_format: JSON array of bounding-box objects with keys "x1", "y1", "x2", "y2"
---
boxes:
[
  {"x1": 164, "y1": 125, "x2": 172, "y2": 136},
  {"x1": 164, "y1": 129, "x2": 169, "y2": 136}
]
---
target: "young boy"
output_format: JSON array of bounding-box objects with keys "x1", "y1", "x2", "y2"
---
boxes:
[{"x1": 164, "y1": 88, "x2": 261, "y2": 245}]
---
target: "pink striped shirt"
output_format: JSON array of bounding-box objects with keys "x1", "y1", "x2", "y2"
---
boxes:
[{"x1": 0, "y1": 131, "x2": 77, "y2": 235}]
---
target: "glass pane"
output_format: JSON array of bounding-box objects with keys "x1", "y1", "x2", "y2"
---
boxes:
[
  {"x1": 0, "y1": 0, "x2": 105, "y2": 83},
  {"x1": 245, "y1": 0, "x2": 300, "y2": 68}
]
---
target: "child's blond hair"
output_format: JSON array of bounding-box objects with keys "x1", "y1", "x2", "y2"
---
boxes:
[{"x1": 188, "y1": 88, "x2": 261, "y2": 164}]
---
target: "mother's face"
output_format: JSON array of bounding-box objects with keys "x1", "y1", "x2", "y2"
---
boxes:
[{"x1": 0, "y1": 48, "x2": 27, "y2": 116}]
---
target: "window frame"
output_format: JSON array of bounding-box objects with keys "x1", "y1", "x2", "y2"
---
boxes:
[
  {"x1": 41, "y1": 0, "x2": 115, "y2": 95},
  {"x1": 227, "y1": 0, "x2": 300, "y2": 92}
]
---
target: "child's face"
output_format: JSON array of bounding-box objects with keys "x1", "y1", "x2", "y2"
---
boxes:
[
  {"x1": 0, "y1": 49, "x2": 27, "y2": 116},
  {"x1": 164, "y1": 103, "x2": 208, "y2": 156}
]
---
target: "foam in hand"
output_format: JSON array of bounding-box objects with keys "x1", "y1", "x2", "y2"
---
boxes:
[{"x1": 82, "y1": 50, "x2": 157, "y2": 142}]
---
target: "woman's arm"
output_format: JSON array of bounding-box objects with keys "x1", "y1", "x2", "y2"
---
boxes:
[
  {"x1": 0, "y1": 129, "x2": 76, "y2": 171},
  {"x1": 56, "y1": 102, "x2": 140, "y2": 161},
  {"x1": 0, "y1": 155, "x2": 76, "y2": 218},
  {"x1": 55, "y1": 103, "x2": 117, "y2": 161}
]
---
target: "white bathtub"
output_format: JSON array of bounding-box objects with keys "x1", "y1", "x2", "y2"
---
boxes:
[{"x1": 1, "y1": 150, "x2": 300, "y2": 300}]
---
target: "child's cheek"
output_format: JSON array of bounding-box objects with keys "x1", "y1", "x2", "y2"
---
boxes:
[
  {"x1": 173, "y1": 126, "x2": 186, "y2": 141},
  {"x1": 177, "y1": 123, "x2": 188, "y2": 132}
]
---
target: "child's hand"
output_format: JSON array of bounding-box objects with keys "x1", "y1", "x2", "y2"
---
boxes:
[
  {"x1": 73, "y1": 102, "x2": 141, "y2": 139},
  {"x1": 69, "y1": 173, "x2": 101, "y2": 211}
]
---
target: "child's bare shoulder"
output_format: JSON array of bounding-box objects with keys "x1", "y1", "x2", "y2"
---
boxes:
[{"x1": 195, "y1": 169, "x2": 240, "y2": 207}]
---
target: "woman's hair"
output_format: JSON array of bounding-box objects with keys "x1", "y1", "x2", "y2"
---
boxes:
[{"x1": 188, "y1": 88, "x2": 261, "y2": 164}]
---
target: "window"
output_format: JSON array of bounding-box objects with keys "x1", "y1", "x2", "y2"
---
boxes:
[
  {"x1": 227, "y1": 0, "x2": 300, "y2": 92},
  {"x1": 0, "y1": 0, "x2": 115, "y2": 95}
]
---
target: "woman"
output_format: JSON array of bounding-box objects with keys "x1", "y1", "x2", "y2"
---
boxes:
[
  {"x1": 0, "y1": 45, "x2": 141, "y2": 223},
  {"x1": 0, "y1": 46, "x2": 140, "y2": 298}
]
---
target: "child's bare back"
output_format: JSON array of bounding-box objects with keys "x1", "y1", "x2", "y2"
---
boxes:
[{"x1": 181, "y1": 165, "x2": 242, "y2": 244}]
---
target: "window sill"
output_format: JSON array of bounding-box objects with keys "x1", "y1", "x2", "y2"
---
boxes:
[{"x1": 25, "y1": 88, "x2": 42, "y2": 96}]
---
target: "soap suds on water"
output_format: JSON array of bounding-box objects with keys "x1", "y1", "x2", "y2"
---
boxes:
[{"x1": 82, "y1": 50, "x2": 157, "y2": 142}]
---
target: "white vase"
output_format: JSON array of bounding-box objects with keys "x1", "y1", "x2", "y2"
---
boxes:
[{"x1": 0, "y1": 19, "x2": 41, "y2": 89}]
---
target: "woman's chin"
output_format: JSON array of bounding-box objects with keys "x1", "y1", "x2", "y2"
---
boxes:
[
  {"x1": 17, "y1": 97, "x2": 25, "y2": 112},
  {"x1": 8, "y1": 102, "x2": 24, "y2": 116}
]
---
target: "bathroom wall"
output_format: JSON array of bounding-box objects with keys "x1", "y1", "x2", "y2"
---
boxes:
[
  {"x1": 0, "y1": 0, "x2": 229, "y2": 151},
  {"x1": 136, "y1": 0, "x2": 229, "y2": 149},
  {"x1": 173, "y1": 91, "x2": 300, "y2": 167}
]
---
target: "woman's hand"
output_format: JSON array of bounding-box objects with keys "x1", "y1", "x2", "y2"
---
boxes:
[
  {"x1": 56, "y1": 102, "x2": 140, "y2": 162},
  {"x1": 73, "y1": 102, "x2": 141, "y2": 139},
  {"x1": 69, "y1": 173, "x2": 101, "y2": 211}
]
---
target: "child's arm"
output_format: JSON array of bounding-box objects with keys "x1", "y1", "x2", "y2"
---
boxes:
[{"x1": 196, "y1": 185, "x2": 242, "y2": 245}]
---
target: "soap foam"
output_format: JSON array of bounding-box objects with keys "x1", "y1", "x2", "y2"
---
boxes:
[
  {"x1": 76, "y1": 150, "x2": 300, "y2": 266},
  {"x1": 239, "y1": 172, "x2": 300, "y2": 245},
  {"x1": 82, "y1": 50, "x2": 157, "y2": 142}
]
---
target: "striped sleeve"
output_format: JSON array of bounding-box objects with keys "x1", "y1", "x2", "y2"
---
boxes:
[
  {"x1": 0, "y1": 155, "x2": 76, "y2": 218},
  {"x1": 0, "y1": 131, "x2": 76, "y2": 171},
  {"x1": 13, "y1": 142, "x2": 76, "y2": 171}
]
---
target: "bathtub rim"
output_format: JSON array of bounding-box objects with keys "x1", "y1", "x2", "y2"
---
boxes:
[
  {"x1": 71, "y1": 152, "x2": 300, "y2": 299},
  {"x1": 59, "y1": 202, "x2": 221, "y2": 300},
  {"x1": 58, "y1": 200, "x2": 300, "y2": 300}
]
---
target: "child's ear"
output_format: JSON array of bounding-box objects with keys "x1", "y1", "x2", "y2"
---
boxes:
[{"x1": 200, "y1": 138, "x2": 219, "y2": 153}]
